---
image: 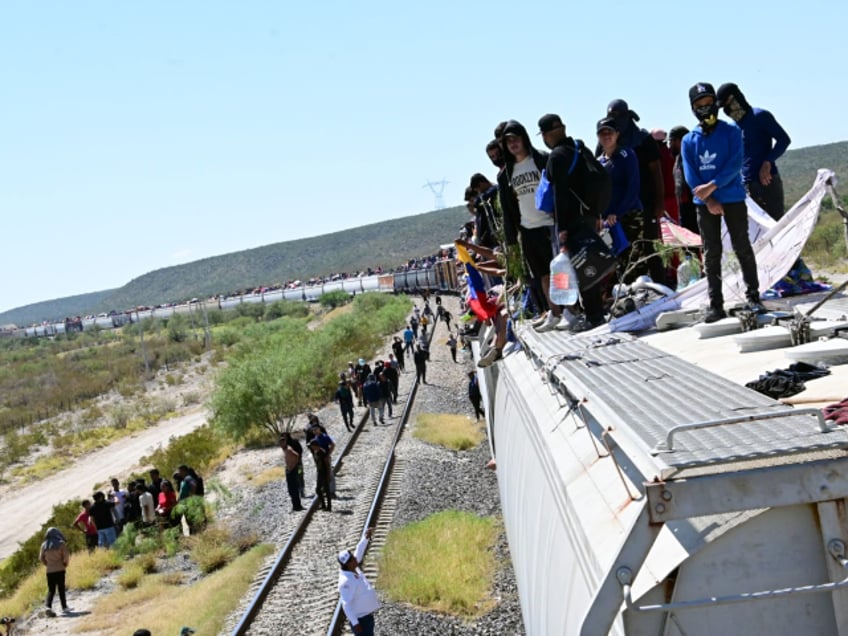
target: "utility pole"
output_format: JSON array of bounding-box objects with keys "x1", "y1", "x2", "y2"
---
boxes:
[
  {"x1": 201, "y1": 300, "x2": 211, "y2": 349},
  {"x1": 422, "y1": 179, "x2": 449, "y2": 209},
  {"x1": 137, "y1": 309, "x2": 150, "y2": 376}
]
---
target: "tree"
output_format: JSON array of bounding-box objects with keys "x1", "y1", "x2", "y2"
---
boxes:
[
  {"x1": 319, "y1": 290, "x2": 351, "y2": 310},
  {"x1": 210, "y1": 340, "x2": 324, "y2": 440}
]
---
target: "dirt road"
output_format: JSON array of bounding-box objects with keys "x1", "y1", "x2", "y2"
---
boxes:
[{"x1": 0, "y1": 408, "x2": 207, "y2": 560}]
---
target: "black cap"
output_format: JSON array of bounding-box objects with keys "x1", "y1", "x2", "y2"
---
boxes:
[
  {"x1": 607, "y1": 98, "x2": 639, "y2": 122},
  {"x1": 689, "y1": 82, "x2": 716, "y2": 105},
  {"x1": 596, "y1": 117, "x2": 618, "y2": 133},
  {"x1": 608, "y1": 98, "x2": 628, "y2": 113},
  {"x1": 716, "y1": 82, "x2": 740, "y2": 106},
  {"x1": 502, "y1": 120, "x2": 525, "y2": 137},
  {"x1": 537, "y1": 113, "x2": 564, "y2": 134},
  {"x1": 668, "y1": 125, "x2": 689, "y2": 140}
]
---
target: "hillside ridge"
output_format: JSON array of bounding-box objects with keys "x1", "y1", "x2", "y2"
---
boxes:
[{"x1": 4, "y1": 139, "x2": 847, "y2": 326}]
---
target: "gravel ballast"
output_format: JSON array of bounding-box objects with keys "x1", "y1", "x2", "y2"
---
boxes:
[{"x1": 216, "y1": 295, "x2": 525, "y2": 635}]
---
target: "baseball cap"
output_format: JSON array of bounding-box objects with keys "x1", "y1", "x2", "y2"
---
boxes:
[
  {"x1": 607, "y1": 98, "x2": 640, "y2": 122},
  {"x1": 502, "y1": 120, "x2": 525, "y2": 137},
  {"x1": 596, "y1": 117, "x2": 618, "y2": 133},
  {"x1": 689, "y1": 82, "x2": 716, "y2": 104},
  {"x1": 607, "y1": 98, "x2": 629, "y2": 115},
  {"x1": 338, "y1": 550, "x2": 352, "y2": 565},
  {"x1": 537, "y1": 113, "x2": 564, "y2": 135}
]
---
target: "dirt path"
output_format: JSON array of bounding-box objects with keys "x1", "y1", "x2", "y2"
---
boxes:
[{"x1": 0, "y1": 408, "x2": 207, "y2": 560}]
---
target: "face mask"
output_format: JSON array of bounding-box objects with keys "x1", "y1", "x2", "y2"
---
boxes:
[
  {"x1": 723, "y1": 95, "x2": 747, "y2": 122},
  {"x1": 693, "y1": 103, "x2": 718, "y2": 128}
]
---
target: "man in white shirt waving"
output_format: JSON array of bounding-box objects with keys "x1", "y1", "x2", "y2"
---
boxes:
[{"x1": 338, "y1": 527, "x2": 380, "y2": 635}]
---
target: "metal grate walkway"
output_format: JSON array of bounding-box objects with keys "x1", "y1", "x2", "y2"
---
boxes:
[{"x1": 520, "y1": 328, "x2": 848, "y2": 478}]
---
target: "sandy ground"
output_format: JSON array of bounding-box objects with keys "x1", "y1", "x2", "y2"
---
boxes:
[{"x1": 0, "y1": 407, "x2": 208, "y2": 561}]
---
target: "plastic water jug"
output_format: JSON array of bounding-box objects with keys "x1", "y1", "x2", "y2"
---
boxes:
[
  {"x1": 676, "y1": 253, "x2": 701, "y2": 290},
  {"x1": 550, "y1": 249, "x2": 579, "y2": 306}
]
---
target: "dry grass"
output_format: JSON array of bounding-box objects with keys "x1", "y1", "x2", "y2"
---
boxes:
[
  {"x1": 249, "y1": 465, "x2": 285, "y2": 488},
  {"x1": 378, "y1": 510, "x2": 499, "y2": 618},
  {"x1": 188, "y1": 527, "x2": 239, "y2": 573},
  {"x1": 0, "y1": 548, "x2": 120, "y2": 617},
  {"x1": 413, "y1": 413, "x2": 485, "y2": 451},
  {"x1": 317, "y1": 303, "x2": 355, "y2": 326},
  {"x1": 77, "y1": 544, "x2": 274, "y2": 635}
]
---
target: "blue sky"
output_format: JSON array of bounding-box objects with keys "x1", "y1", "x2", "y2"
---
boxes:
[{"x1": 1, "y1": 0, "x2": 845, "y2": 314}]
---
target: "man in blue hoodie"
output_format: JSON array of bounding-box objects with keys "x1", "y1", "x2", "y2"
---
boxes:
[
  {"x1": 716, "y1": 83, "x2": 791, "y2": 221},
  {"x1": 682, "y1": 82, "x2": 764, "y2": 323}
]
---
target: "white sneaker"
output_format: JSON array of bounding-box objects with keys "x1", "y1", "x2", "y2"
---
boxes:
[
  {"x1": 555, "y1": 311, "x2": 576, "y2": 330},
  {"x1": 534, "y1": 312, "x2": 560, "y2": 333},
  {"x1": 530, "y1": 312, "x2": 548, "y2": 328}
]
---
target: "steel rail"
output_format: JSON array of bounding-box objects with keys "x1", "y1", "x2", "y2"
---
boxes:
[{"x1": 232, "y1": 310, "x2": 436, "y2": 636}]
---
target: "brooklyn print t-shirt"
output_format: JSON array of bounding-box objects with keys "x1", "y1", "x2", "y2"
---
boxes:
[{"x1": 511, "y1": 156, "x2": 553, "y2": 229}]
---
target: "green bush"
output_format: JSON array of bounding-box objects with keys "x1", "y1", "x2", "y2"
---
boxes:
[
  {"x1": 319, "y1": 290, "x2": 352, "y2": 309},
  {"x1": 139, "y1": 425, "x2": 229, "y2": 477}
]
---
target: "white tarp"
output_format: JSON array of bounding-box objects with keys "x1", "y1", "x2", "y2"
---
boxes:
[{"x1": 604, "y1": 169, "x2": 835, "y2": 333}]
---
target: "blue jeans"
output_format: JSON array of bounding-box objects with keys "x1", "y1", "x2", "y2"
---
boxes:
[
  {"x1": 97, "y1": 527, "x2": 116, "y2": 548},
  {"x1": 353, "y1": 613, "x2": 374, "y2": 636}
]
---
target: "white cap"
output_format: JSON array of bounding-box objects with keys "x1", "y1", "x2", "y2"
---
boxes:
[{"x1": 338, "y1": 550, "x2": 352, "y2": 566}]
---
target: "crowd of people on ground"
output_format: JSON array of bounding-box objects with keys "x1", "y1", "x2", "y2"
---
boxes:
[
  {"x1": 458, "y1": 82, "x2": 793, "y2": 366},
  {"x1": 276, "y1": 293, "x2": 480, "y2": 515},
  {"x1": 70, "y1": 465, "x2": 205, "y2": 550},
  {"x1": 36, "y1": 464, "x2": 204, "y2": 617}
]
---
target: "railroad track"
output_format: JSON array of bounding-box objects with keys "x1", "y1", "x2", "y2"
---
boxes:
[{"x1": 230, "y1": 330, "x2": 431, "y2": 636}]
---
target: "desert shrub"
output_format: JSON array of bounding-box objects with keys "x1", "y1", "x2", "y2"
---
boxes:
[
  {"x1": 181, "y1": 391, "x2": 202, "y2": 406},
  {"x1": 190, "y1": 527, "x2": 238, "y2": 573},
  {"x1": 110, "y1": 403, "x2": 135, "y2": 429},
  {"x1": 319, "y1": 290, "x2": 351, "y2": 309},
  {"x1": 140, "y1": 425, "x2": 230, "y2": 478},
  {"x1": 117, "y1": 562, "x2": 145, "y2": 589},
  {"x1": 164, "y1": 373, "x2": 183, "y2": 386},
  {"x1": 233, "y1": 303, "x2": 265, "y2": 322}
]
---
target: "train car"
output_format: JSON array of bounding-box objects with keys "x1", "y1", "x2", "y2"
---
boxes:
[
  {"x1": 16, "y1": 259, "x2": 460, "y2": 340},
  {"x1": 478, "y1": 326, "x2": 848, "y2": 635}
]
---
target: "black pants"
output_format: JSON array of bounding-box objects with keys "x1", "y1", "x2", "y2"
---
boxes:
[
  {"x1": 747, "y1": 175, "x2": 784, "y2": 221},
  {"x1": 415, "y1": 364, "x2": 427, "y2": 384},
  {"x1": 285, "y1": 468, "x2": 303, "y2": 510},
  {"x1": 697, "y1": 200, "x2": 760, "y2": 309},
  {"x1": 641, "y1": 211, "x2": 667, "y2": 285},
  {"x1": 340, "y1": 403, "x2": 354, "y2": 428},
  {"x1": 470, "y1": 397, "x2": 484, "y2": 420},
  {"x1": 450, "y1": 347, "x2": 457, "y2": 362},
  {"x1": 618, "y1": 212, "x2": 648, "y2": 284},
  {"x1": 46, "y1": 570, "x2": 67, "y2": 609}
]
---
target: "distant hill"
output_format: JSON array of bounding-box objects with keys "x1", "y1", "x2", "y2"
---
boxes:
[
  {"x1": 0, "y1": 206, "x2": 469, "y2": 326},
  {"x1": 779, "y1": 140, "x2": 848, "y2": 204},
  {"x1": 0, "y1": 289, "x2": 116, "y2": 329},
  {"x1": 2, "y1": 140, "x2": 846, "y2": 328}
]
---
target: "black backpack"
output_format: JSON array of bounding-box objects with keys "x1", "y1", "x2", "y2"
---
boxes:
[
  {"x1": 566, "y1": 139, "x2": 612, "y2": 218},
  {"x1": 189, "y1": 470, "x2": 205, "y2": 496}
]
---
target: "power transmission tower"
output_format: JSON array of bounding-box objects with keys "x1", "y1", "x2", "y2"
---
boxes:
[{"x1": 422, "y1": 179, "x2": 449, "y2": 209}]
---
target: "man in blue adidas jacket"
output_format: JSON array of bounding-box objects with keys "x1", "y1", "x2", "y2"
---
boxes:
[{"x1": 681, "y1": 82, "x2": 764, "y2": 323}]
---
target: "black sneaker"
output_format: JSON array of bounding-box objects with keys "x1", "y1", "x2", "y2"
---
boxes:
[
  {"x1": 746, "y1": 301, "x2": 767, "y2": 315},
  {"x1": 704, "y1": 307, "x2": 727, "y2": 323}
]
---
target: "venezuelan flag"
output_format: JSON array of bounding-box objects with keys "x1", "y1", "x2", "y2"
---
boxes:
[{"x1": 455, "y1": 242, "x2": 499, "y2": 321}]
